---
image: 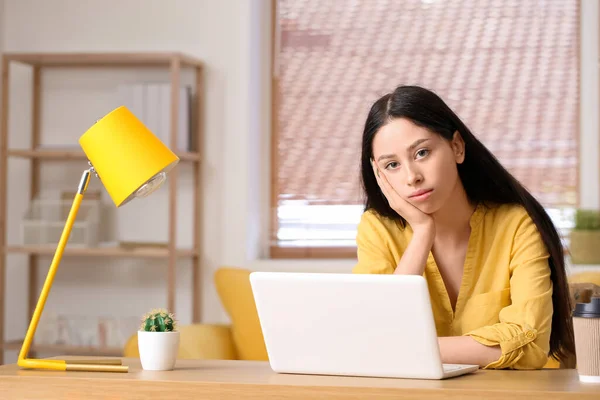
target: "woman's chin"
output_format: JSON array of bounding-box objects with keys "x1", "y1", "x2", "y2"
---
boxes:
[{"x1": 411, "y1": 201, "x2": 437, "y2": 215}]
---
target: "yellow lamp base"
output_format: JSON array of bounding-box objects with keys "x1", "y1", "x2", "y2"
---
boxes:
[
  {"x1": 66, "y1": 359, "x2": 128, "y2": 372},
  {"x1": 19, "y1": 358, "x2": 128, "y2": 373}
]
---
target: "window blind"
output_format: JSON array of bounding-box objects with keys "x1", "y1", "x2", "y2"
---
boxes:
[{"x1": 271, "y1": 0, "x2": 579, "y2": 255}]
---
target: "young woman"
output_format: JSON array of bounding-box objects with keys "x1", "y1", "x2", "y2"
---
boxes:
[{"x1": 353, "y1": 85, "x2": 575, "y2": 370}]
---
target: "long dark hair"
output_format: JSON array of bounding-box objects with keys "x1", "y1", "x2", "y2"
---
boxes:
[{"x1": 360, "y1": 85, "x2": 575, "y2": 363}]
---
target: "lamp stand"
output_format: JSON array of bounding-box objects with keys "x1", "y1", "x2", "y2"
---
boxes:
[{"x1": 18, "y1": 166, "x2": 128, "y2": 373}]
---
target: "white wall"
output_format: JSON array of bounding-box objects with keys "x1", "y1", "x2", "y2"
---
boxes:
[{"x1": 581, "y1": 0, "x2": 600, "y2": 209}]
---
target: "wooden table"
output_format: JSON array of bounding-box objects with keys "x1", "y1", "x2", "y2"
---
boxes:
[{"x1": 1, "y1": 357, "x2": 599, "y2": 399}]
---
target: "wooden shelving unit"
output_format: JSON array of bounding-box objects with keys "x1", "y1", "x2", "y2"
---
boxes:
[
  {"x1": 4, "y1": 245, "x2": 197, "y2": 258},
  {"x1": 1, "y1": 339, "x2": 122, "y2": 357},
  {"x1": 7, "y1": 148, "x2": 201, "y2": 162},
  {"x1": 0, "y1": 52, "x2": 204, "y2": 364}
]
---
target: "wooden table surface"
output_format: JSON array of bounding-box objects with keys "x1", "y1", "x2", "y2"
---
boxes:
[{"x1": 1, "y1": 357, "x2": 599, "y2": 399}]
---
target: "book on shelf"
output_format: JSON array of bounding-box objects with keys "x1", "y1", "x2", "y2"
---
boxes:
[{"x1": 116, "y1": 82, "x2": 192, "y2": 152}]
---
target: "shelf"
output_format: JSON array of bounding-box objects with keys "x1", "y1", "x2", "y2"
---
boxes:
[
  {"x1": 4, "y1": 51, "x2": 203, "y2": 68},
  {"x1": 2, "y1": 340, "x2": 122, "y2": 357},
  {"x1": 2, "y1": 340, "x2": 23, "y2": 351},
  {"x1": 8, "y1": 149, "x2": 200, "y2": 162},
  {"x1": 4, "y1": 245, "x2": 197, "y2": 258},
  {"x1": 0, "y1": 50, "x2": 205, "y2": 365},
  {"x1": 32, "y1": 344, "x2": 122, "y2": 357}
]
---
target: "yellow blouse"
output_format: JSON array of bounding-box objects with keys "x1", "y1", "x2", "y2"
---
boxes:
[{"x1": 353, "y1": 202, "x2": 554, "y2": 370}]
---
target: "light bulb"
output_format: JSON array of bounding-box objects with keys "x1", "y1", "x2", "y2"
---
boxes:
[{"x1": 135, "y1": 172, "x2": 166, "y2": 198}]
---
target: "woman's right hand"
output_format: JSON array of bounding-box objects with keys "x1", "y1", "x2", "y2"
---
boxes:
[
  {"x1": 371, "y1": 159, "x2": 434, "y2": 276},
  {"x1": 371, "y1": 159, "x2": 434, "y2": 234}
]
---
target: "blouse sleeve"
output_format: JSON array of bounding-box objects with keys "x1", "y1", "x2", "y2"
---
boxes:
[
  {"x1": 463, "y1": 214, "x2": 554, "y2": 369},
  {"x1": 352, "y1": 211, "x2": 396, "y2": 275}
]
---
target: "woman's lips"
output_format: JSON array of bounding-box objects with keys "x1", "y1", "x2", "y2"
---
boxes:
[{"x1": 409, "y1": 189, "x2": 433, "y2": 201}]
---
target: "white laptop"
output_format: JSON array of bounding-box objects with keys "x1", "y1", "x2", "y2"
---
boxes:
[{"x1": 249, "y1": 272, "x2": 479, "y2": 380}]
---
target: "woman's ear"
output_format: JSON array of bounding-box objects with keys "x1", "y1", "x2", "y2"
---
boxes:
[{"x1": 451, "y1": 131, "x2": 466, "y2": 164}]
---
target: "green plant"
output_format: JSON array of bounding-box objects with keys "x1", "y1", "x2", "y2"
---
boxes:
[
  {"x1": 139, "y1": 308, "x2": 178, "y2": 332},
  {"x1": 574, "y1": 209, "x2": 600, "y2": 230}
]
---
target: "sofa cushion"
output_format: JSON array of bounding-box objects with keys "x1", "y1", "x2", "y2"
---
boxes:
[{"x1": 214, "y1": 267, "x2": 268, "y2": 361}]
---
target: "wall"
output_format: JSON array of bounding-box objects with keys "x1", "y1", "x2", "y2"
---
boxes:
[{"x1": 581, "y1": 0, "x2": 600, "y2": 209}]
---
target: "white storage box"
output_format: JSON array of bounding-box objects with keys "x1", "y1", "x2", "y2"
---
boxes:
[{"x1": 21, "y1": 198, "x2": 101, "y2": 247}]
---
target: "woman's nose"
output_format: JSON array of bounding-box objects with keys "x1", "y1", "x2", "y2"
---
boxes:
[{"x1": 405, "y1": 165, "x2": 423, "y2": 186}]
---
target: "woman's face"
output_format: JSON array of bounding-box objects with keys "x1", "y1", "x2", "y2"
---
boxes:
[{"x1": 371, "y1": 118, "x2": 465, "y2": 214}]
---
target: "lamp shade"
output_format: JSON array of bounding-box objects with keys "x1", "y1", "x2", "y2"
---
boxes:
[{"x1": 79, "y1": 106, "x2": 179, "y2": 207}]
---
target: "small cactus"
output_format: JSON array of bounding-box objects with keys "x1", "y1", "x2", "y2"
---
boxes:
[{"x1": 139, "y1": 308, "x2": 178, "y2": 332}]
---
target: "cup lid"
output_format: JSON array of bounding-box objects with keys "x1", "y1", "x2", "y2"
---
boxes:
[{"x1": 573, "y1": 296, "x2": 600, "y2": 318}]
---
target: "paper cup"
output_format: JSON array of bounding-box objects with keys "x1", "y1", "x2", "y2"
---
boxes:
[{"x1": 573, "y1": 297, "x2": 600, "y2": 383}]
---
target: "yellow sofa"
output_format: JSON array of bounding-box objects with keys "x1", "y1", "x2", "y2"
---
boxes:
[
  {"x1": 124, "y1": 267, "x2": 268, "y2": 360},
  {"x1": 124, "y1": 267, "x2": 600, "y2": 365}
]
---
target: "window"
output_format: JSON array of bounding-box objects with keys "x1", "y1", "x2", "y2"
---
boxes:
[{"x1": 270, "y1": 0, "x2": 580, "y2": 258}]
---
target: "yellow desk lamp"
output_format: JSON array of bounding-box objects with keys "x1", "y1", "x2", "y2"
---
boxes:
[{"x1": 17, "y1": 106, "x2": 179, "y2": 373}]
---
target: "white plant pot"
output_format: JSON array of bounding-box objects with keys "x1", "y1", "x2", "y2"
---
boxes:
[{"x1": 138, "y1": 331, "x2": 180, "y2": 371}]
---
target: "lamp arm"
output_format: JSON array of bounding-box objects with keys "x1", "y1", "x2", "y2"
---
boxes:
[{"x1": 17, "y1": 167, "x2": 127, "y2": 372}]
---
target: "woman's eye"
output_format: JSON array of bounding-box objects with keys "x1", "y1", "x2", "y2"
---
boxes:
[
  {"x1": 415, "y1": 149, "x2": 429, "y2": 159},
  {"x1": 385, "y1": 161, "x2": 399, "y2": 170}
]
